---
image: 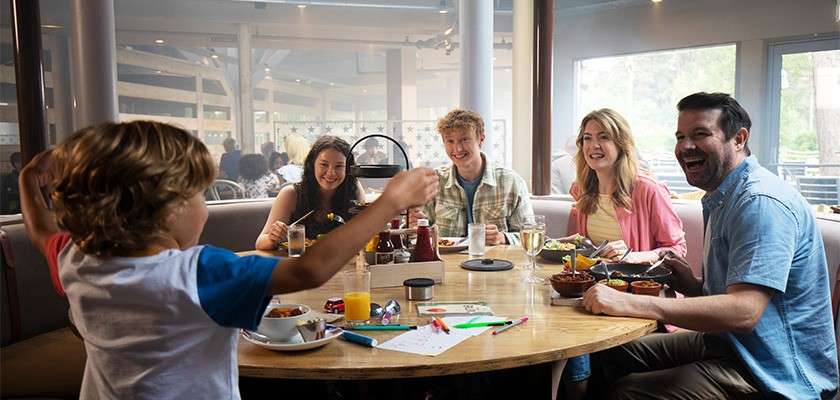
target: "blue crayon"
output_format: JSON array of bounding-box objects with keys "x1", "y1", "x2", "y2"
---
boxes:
[{"x1": 341, "y1": 330, "x2": 378, "y2": 347}]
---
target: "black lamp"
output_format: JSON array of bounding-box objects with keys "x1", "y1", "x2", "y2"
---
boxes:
[{"x1": 349, "y1": 134, "x2": 410, "y2": 178}]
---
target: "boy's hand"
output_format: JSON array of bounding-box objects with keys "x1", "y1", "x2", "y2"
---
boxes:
[
  {"x1": 380, "y1": 168, "x2": 438, "y2": 213},
  {"x1": 407, "y1": 208, "x2": 427, "y2": 228},
  {"x1": 485, "y1": 224, "x2": 506, "y2": 245}
]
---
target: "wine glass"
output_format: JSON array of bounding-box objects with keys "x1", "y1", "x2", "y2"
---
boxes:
[{"x1": 520, "y1": 218, "x2": 546, "y2": 284}]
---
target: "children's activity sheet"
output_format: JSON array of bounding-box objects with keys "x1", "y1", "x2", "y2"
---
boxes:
[{"x1": 376, "y1": 316, "x2": 506, "y2": 356}]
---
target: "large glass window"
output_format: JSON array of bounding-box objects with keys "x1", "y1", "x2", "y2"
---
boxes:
[
  {"x1": 768, "y1": 37, "x2": 840, "y2": 207},
  {"x1": 1, "y1": 1, "x2": 21, "y2": 216},
  {"x1": 571, "y1": 44, "x2": 737, "y2": 195},
  {"x1": 37, "y1": 1, "x2": 514, "y2": 200}
]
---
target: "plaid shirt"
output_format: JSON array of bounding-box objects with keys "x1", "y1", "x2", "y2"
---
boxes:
[{"x1": 422, "y1": 155, "x2": 534, "y2": 245}]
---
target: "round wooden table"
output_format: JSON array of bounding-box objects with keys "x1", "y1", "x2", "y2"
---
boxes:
[{"x1": 238, "y1": 245, "x2": 656, "y2": 386}]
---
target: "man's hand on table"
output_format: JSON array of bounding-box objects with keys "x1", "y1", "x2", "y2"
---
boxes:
[{"x1": 582, "y1": 284, "x2": 638, "y2": 316}]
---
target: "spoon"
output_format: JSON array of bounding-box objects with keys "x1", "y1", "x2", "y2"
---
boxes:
[{"x1": 589, "y1": 240, "x2": 610, "y2": 258}]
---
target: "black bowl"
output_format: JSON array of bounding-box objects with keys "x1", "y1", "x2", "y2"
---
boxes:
[
  {"x1": 539, "y1": 241, "x2": 596, "y2": 263},
  {"x1": 587, "y1": 262, "x2": 671, "y2": 284}
]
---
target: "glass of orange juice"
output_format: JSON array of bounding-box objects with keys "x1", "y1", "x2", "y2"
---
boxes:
[{"x1": 342, "y1": 270, "x2": 371, "y2": 325}]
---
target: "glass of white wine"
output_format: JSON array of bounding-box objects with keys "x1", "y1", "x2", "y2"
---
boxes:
[{"x1": 520, "y1": 216, "x2": 546, "y2": 284}]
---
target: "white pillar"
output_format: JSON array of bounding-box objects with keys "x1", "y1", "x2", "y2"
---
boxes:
[
  {"x1": 386, "y1": 48, "x2": 418, "y2": 163},
  {"x1": 70, "y1": 0, "x2": 118, "y2": 128},
  {"x1": 238, "y1": 24, "x2": 255, "y2": 153},
  {"x1": 459, "y1": 0, "x2": 494, "y2": 154},
  {"x1": 512, "y1": 0, "x2": 534, "y2": 183}
]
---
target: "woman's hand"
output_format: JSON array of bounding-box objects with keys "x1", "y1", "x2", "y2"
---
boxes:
[
  {"x1": 599, "y1": 239, "x2": 628, "y2": 260},
  {"x1": 268, "y1": 221, "x2": 289, "y2": 245}
]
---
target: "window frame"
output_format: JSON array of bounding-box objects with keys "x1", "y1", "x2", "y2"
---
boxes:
[{"x1": 762, "y1": 33, "x2": 840, "y2": 170}]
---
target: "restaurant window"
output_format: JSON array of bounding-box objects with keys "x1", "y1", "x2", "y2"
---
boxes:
[
  {"x1": 38, "y1": 1, "x2": 515, "y2": 201},
  {"x1": 767, "y1": 36, "x2": 840, "y2": 207},
  {"x1": 570, "y1": 44, "x2": 737, "y2": 195},
  {"x1": 0, "y1": 1, "x2": 21, "y2": 216}
]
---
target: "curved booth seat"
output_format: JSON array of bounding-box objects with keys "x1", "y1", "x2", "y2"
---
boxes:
[{"x1": 1, "y1": 197, "x2": 839, "y2": 398}]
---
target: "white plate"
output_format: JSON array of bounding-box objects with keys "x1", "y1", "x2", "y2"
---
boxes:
[
  {"x1": 241, "y1": 327, "x2": 343, "y2": 351},
  {"x1": 438, "y1": 237, "x2": 468, "y2": 253}
]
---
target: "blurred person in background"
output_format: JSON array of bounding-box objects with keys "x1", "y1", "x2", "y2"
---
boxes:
[
  {"x1": 277, "y1": 134, "x2": 308, "y2": 184},
  {"x1": 218, "y1": 138, "x2": 241, "y2": 181},
  {"x1": 238, "y1": 154, "x2": 280, "y2": 199}
]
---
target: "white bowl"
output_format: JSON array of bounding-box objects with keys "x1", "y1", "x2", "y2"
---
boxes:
[{"x1": 257, "y1": 304, "x2": 311, "y2": 341}]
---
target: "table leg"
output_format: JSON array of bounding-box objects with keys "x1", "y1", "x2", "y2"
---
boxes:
[{"x1": 551, "y1": 359, "x2": 568, "y2": 400}]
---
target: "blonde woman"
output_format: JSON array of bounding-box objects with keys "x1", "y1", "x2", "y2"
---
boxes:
[
  {"x1": 560, "y1": 109, "x2": 687, "y2": 400},
  {"x1": 567, "y1": 108, "x2": 686, "y2": 263},
  {"x1": 276, "y1": 134, "x2": 309, "y2": 184}
]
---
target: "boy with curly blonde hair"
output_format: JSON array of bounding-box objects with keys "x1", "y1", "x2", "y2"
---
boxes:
[{"x1": 19, "y1": 120, "x2": 438, "y2": 399}]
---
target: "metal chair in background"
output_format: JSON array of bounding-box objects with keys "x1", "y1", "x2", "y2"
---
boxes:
[{"x1": 205, "y1": 179, "x2": 246, "y2": 201}]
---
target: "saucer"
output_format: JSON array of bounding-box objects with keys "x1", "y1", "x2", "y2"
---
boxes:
[{"x1": 242, "y1": 327, "x2": 343, "y2": 351}]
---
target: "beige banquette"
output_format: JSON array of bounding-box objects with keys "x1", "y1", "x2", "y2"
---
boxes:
[{"x1": 1, "y1": 197, "x2": 839, "y2": 398}]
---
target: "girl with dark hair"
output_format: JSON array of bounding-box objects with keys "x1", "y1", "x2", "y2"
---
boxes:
[{"x1": 256, "y1": 136, "x2": 363, "y2": 248}]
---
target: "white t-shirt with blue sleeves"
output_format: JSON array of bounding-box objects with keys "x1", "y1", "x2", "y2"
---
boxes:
[{"x1": 57, "y1": 242, "x2": 278, "y2": 400}]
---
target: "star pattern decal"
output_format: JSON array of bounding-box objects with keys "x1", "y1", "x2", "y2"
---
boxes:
[
  {"x1": 308, "y1": 127, "x2": 315, "y2": 134},
  {"x1": 325, "y1": 126, "x2": 332, "y2": 133},
  {"x1": 290, "y1": 127, "x2": 297, "y2": 133},
  {"x1": 377, "y1": 126, "x2": 384, "y2": 133},
  {"x1": 343, "y1": 126, "x2": 351, "y2": 133}
]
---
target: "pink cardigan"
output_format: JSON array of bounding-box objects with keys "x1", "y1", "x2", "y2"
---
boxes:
[{"x1": 568, "y1": 174, "x2": 688, "y2": 257}]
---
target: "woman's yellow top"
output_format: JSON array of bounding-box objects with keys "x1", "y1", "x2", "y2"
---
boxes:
[{"x1": 586, "y1": 194, "x2": 623, "y2": 244}]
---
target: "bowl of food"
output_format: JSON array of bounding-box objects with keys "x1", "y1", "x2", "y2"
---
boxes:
[
  {"x1": 597, "y1": 279, "x2": 629, "y2": 292},
  {"x1": 540, "y1": 236, "x2": 597, "y2": 262},
  {"x1": 630, "y1": 280, "x2": 662, "y2": 296},
  {"x1": 550, "y1": 272, "x2": 595, "y2": 298},
  {"x1": 256, "y1": 304, "x2": 311, "y2": 341}
]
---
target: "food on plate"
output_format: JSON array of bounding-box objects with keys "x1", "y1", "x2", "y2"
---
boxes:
[
  {"x1": 562, "y1": 253, "x2": 598, "y2": 270},
  {"x1": 266, "y1": 307, "x2": 305, "y2": 318},
  {"x1": 437, "y1": 238, "x2": 457, "y2": 247},
  {"x1": 598, "y1": 279, "x2": 629, "y2": 292},
  {"x1": 610, "y1": 271, "x2": 626, "y2": 278},
  {"x1": 543, "y1": 240, "x2": 576, "y2": 251}
]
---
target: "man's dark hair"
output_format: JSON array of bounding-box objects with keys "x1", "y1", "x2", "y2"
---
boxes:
[{"x1": 677, "y1": 92, "x2": 751, "y2": 155}]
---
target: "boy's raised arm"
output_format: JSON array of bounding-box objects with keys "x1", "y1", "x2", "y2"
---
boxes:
[
  {"x1": 18, "y1": 151, "x2": 60, "y2": 255},
  {"x1": 266, "y1": 167, "x2": 439, "y2": 295}
]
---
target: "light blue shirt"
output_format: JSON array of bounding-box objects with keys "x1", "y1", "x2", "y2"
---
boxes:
[{"x1": 701, "y1": 156, "x2": 838, "y2": 399}]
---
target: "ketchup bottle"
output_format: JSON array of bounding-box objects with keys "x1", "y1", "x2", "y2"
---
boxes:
[{"x1": 410, "y1": 219, "x2": 437, "y2": 262}]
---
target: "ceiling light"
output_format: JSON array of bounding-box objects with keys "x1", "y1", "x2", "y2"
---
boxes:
[
  {"x1": 264, "y1": 67, "x2": 271, "y2": 72},
  {"x1": 41, "y1": 24, "x2": 62, "y2": 29},
  {"x1": 363, "y1": 89, "x2": 367, "y2": 93},
  {"x1": 298, "y1": 4, "x2": 307, "y2": 8},
  {"x1": 156, "y1": 70, "x2": 162, "y2": 74},
  {"x1": 650, "y1": 0, "x2": 662, "y2": 2},
  {"x1": 211, "y1": 53, "x2": 219, "y2": 59},
  {"x1": 329, "y1": 82, "x2": 334, "y2": 86},
  {"x1": 154, "y1": 39, "x2": 165, "y2": 44},
  {"x1": 295, "y1": 78, "x2": 301, "y2": 82}
]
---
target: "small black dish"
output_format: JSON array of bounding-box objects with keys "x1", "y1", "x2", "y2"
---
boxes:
[
  {"x1": 539, "y1": 241, "x2": 597, "y2": 263},
  {"x1": 460, "y1": 258, "x2": 514, "y2": 271}
]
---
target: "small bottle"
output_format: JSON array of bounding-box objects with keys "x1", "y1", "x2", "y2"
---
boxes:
[
  {"x1": 390, "y1": 217, "x2": 405, "y2": 250},
  {"x1": 374, "y1": 228, "x2": 395, "y2": 264},
  {"x1": 410, "y1": 219, "x2": 437, "y2": 262}
]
